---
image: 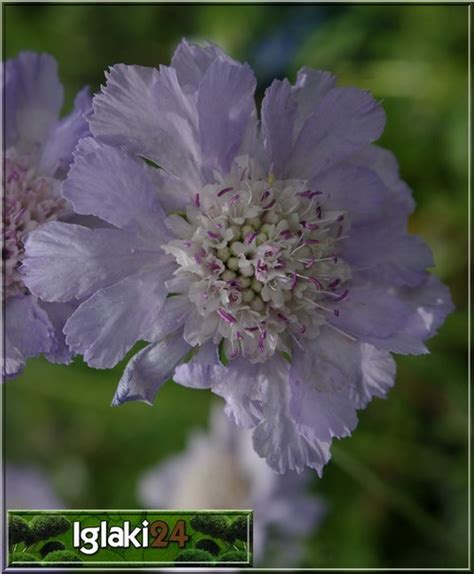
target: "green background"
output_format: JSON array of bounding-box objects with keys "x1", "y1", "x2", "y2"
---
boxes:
[{"x1": 4, "y1": 4, "x2": 469, "y2": 570}]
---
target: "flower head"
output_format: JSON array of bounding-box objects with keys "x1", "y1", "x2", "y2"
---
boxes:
[
  {"x1": 23, "y1": 40, "x2": 453, "y2": 473},
  {"x1": 138, "y1": 405, "x2": 324, "y2": 565},
  {"x1": 3, "y1": 52, "x2": 92, "y2": 377}
]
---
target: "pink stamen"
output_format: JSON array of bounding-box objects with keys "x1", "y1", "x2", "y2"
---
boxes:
[
  {"x1": 217, "y1": 308, "x2": 237, "y2": 324},
  {"x1": 217, "y1": 186, "x2": 233, "y2": 197}
]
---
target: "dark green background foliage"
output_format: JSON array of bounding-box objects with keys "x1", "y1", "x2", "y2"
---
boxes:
[{"x1": 4, "y1": 4, "x2": 468, "y2": 569}]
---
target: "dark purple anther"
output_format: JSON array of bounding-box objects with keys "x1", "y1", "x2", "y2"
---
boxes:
[
  {"x1": 290, "y1": 272, "x2": 297, "y2": 289},
  {"x1": 304, "y1": 239, "x2": 320, "y2": 245},
  {"x1": 329, "y1": 278, "x2": 340, "y2": 289},
  {"x1": 303, "y1": 222, "x2": 319, "y2": 230},
  {"x1": 297, "y1": 190, "x2": 323, "y2": 199},
  {"x1": 229, "y1": 194, "x2": 240, "y2": 205},
  {"x1": 335, "y1": 289, "x2": 349, "y2": 302},
  {"x1": 277, "y1": 312, "x2": 288, "y2": 322},
  {"x1": 262, "y1": 199, "x2": 276, "y2": 210},
  {"x1": 217, "y1": 186, "x2": 233, "y2": 197},
  {"x1": 194, "y1": 193, "x2": 200, "y2": 208},
  {"x1": 244, "y1": 231, "x2": 258, "y2": 245},
  {"x1": 333, "y1": 309, "x2": 340, "y2": 317},
  {"x1": 304, "y1": 257, "x2": 316, "y2": 269},
  {"x1": 316, "y1": 206, "x2": 322, "y2": 219},
  {"x1": 217, "y1": 308, "x2": 237, "y2": 324},
  {"x1": 308, "y1": 276, "x2": 323, "y2": 289},
  {"x1": 260, "y1": 190, "x2": 270, "y2": 202},
  {"x1": 279, "y1": 229, "x2": 292, "y2": 240},
  {"x1": 207, "y1": 231, "x2": 220, "y2": 240}
]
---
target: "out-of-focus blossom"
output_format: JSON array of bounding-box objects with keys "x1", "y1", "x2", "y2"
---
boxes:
[
  {"x1": 23, "y1": 40, "x2": 453, "y2": 473},
  {"x1": 6, "y1": 464, "x2": 63, "y2": 509},
  {"x1": 138, "y1": 405, "x2": 325, "y2": 566},
  {"x1": 3, "y1": 52, "x2": 92, "y2": 378}
]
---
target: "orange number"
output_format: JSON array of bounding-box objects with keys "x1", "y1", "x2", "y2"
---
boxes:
[{"x1": 168, "y1": 520, "x2": 189, "y2": 548}]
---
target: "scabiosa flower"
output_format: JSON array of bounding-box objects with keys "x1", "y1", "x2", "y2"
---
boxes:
[
  {"x1": 3, "y1": 52, "x2": 92, "y2": 377},
  {"x1": 138, "y1": 405, "x2": 325, "y2": 566},
  {"x1": 23, "y1": 41, "x2": 453, "y2": 474}
]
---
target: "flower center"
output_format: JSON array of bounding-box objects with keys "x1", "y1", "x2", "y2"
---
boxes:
[
  {"x1": 4, "y1": 149, "x2": 67, "y2": 298},
  {"x1": 164, "y1": 158, "x2": 352, "y2": 363}
]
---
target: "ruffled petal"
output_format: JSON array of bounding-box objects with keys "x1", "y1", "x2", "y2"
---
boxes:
[
  {"x1": 39, "y1": 300, "x2": 77, "y2": 365},
  {"x1": 4, "y1": 336, "x2": 25, "y2": 379},
  {"x1": 197, "y1": 55, "x2": 257, "y2": 174},
  {"x1": 311, "y1": 164, "x2": 388, "y2": 224},
  {"x1": 330, "y1": 276, "x2": 453, "y2": 354},
  {"x1": 62, "y1": 138, "x2": 169, "y2": 239},
  {"x1": 252, "y1": 355, "x2": 332, "y2": 475},
  {"x1": 289, "y1": 340, "x2": 359, "y2": 442},
  {"x1": 288, "y1": 85, "x2": 385, "y2": 179},
  {"x1": 349, "y1": 144, "x2": 415, "y2": 215},
  {"x1": 5, "y1": 52, "x2": 63, "y2": 150},
  {"x1": 112, "y1": 334, "x2": 190, "y2": 406},
  {"x1": 345, "y1": 218, "x2": 434, "y2": 287},
  {"x1": 261, "y1": 79, "x2": 297, "y2": 177},
  {"x1": 91, "y1": 63, "x2": 202, "y2": 187},
  {"x1": 23, "y1": 221, "x2": 166, "y2": 302},
  {"x1": 171, "y1": 39, "x2": 223, "y2": 91},
  {"x1": 64, "y1": 268, "x2": 171, "y2": 368},
  {"x1": 5, "y1": 295, "x2": 53, "y2": 376},
  {"x1": 293, "y1": 68, "x2": 337, "y2": 132},
  {"x1": 38, "y1": 86, "x2": 92, "y2": 177},
  {"x1": 173, "y1": 341, "x2": 218, "y2": 389}
]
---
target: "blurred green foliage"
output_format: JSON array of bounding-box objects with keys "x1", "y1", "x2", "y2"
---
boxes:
[{"x1": 4, "y1": 4, "x2": 468, "y2": 569}]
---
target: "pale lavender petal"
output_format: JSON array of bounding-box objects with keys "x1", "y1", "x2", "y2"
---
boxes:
[
  {"x1": 261, "y1": 79, "x2": 296, "y2": 176},
  {"x1": 39, "y1": 300, "x2": 77, "y2": 365},
  {"x1": 23, "y1": 221, "x2": 166, "y2": 302},
  {"x1": 197, "y1": 55, "x2": 257, "y2": 174},
  {"x1": 355, "y1": 343, "x2": 396, "y2": 408},
  {"x1": 5, "y1": 336, "x2": 25, "y2": 379},
  {"x1": 145, "y1": 295, "x2": 192, "y2": 342},
  {"x1": 112, "y1": 334, "x2": 190, "y2": 406},
  {"x1": 64, "y1": 268, "x2": 171, "y2": 368},
  {"x1": 311, "y1": 164, "x2": 388, "y2": 224},
  {"x1": 293, "y1": 67, "x2": 337, "y2": 134},
  {"x1": 252, "y1": 355, "x2": 331, "y2": 475},
  {"x1": 345, "y1": 218, "x2": 434, "y2": 287},
  {"x1": 171, "y1": 39, "x2": 223, "y2": 91},
  {"x1": 173, "y1": 341, "x2": 219, "y2": 389},
  {"x1": 211, "y1": 358, "x2": 264, "y2": 427},
  {"x1": 62, "y1": 137, "x2": 168, "y2": 238},
  {"x1": 289, "y1": 340, "x2": 359, "y2": 442},
  {"x1": 331, "y1": 276, "x2": 453, "y2": 354},
  {"x1": 38, "y1": 86, "x2": 92, "y2": 177},
  {"x1": 91, "y1": 64, "x2": 202, "y2": 187},
  {"x1": 288, "y1": 86, "x2": 385, "y2": 179},
  {"x1": 349, "y1": 144, "x2": 415, "y2": 215},
  {"x1": 5, "y1": 52, "x2": 63, "y2": 150},
  {"x1": 5, "y1": 295, "x2": 53, "y2": 376},
  {"x1": 329, "y1": 284, "x2": 413, "y2": 343}
]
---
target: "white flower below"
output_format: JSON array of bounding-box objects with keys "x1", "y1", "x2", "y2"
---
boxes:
[{"x1": 138, "y1": 404, "x2": 325, "y2": 565}]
